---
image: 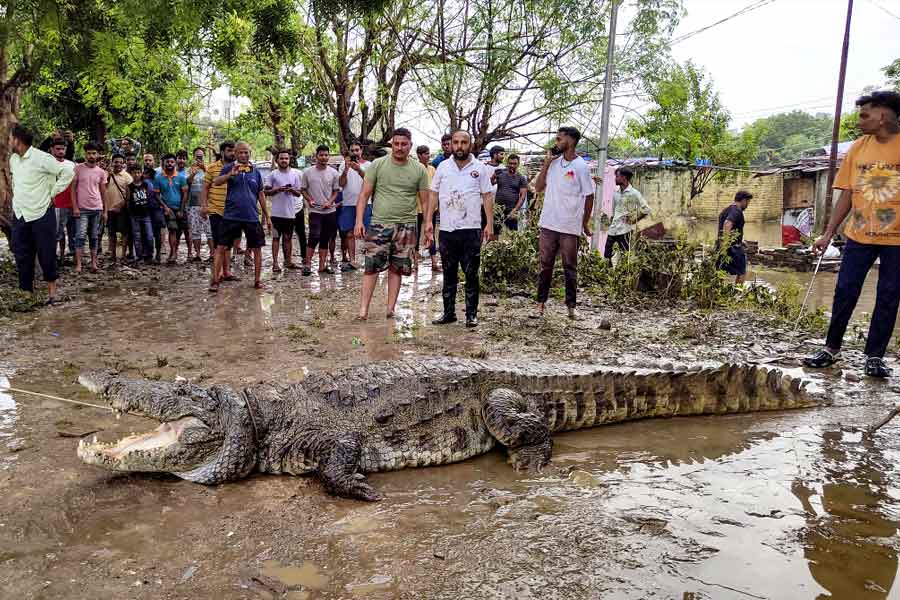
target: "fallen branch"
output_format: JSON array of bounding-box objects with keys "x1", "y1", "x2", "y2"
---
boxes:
[{"x1": 867, "y1": 405, "x2": 900, "y2": 436}]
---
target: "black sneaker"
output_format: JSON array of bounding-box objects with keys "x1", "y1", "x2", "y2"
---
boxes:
[
  {"x1": 432, "y1": 314, "x2": 457, "y2": 325},
  {"x1": 302, "y1": 266, "x2": 311, "y2": 276},
  {"x1": 466, "y1": 316, "x2": 479, "y2": 328},
  {"x1": 865, "y1": 357, "x2": 892, "y2": 379},
  {"x1": 802, "y1": 349, "x2": 840, "y2": 368}
]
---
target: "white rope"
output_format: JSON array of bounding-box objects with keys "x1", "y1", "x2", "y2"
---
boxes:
[{"x1": 0, "y1": 384, "x2": 150, "y2": 419}]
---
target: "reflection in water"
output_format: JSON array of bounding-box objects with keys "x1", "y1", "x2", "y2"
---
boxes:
[{"x1": 792, "y1": 429, "x2": 900, "y2": 599}]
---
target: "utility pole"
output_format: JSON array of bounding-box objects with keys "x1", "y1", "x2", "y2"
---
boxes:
[
  {"x1": 823, "y1": 0, "x2": 853, "y2": 229},
  {"x1": 591, "y1": 0, "x2": 619, "y2": 250}
]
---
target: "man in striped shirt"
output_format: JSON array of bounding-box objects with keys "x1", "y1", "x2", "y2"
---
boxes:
[{"x1": 201, "y1": 141, "x2": 236, "y2": 286}]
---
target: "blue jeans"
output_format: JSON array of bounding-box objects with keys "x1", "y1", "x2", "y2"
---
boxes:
[
  {"x1": 75, "y1": 209, "x2": 102, "y2": 250},
  {"x1": 826, "y1": 239, "x2": 900, "y2": 358},
  {"x1": 131, "y1": 215, "x2": 154, "y2": 261}
]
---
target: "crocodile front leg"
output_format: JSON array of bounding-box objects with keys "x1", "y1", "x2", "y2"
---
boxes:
[
  {"x1": 482, "y1": 388, "x2": 552, "y2": 471},
  {"x1": 313, "y1": 432, "x2": 382, "y2": 502}
]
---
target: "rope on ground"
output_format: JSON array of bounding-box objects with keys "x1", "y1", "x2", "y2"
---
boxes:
[{"x1": 0, "y1": 384, "x2": 150, "y2": 420}]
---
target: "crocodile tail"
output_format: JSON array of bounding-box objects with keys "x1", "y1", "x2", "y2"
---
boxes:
[{"x1": 534, "y1": 364, "x2": 823, "y2": 433}]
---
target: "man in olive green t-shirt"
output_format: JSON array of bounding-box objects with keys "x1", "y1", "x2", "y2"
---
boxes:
[{"x1": 353, "y1": 127, "x2": 429, "y2": 320}]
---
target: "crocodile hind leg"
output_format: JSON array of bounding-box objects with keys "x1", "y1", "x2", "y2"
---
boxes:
[
  {"x1": 482, "y1": 388, "x2": 552, "y2": 472},
  {"x1": 315, "y1": 433, "x2": 382, "y2": 502}
]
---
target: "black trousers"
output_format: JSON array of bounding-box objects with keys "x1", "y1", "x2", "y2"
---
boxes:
[
  {"x1": 439, "y1": 228, "x2": 482, "y2": 318},
  {"x1": 603, "y1": 233, "x2": 630, "y2": 259},
  {"x1": 825, "y1": 239, "x2": 900, "y2": 358},
  {"x1": 12, "y1": 204, "x2": 58, "y2": 291}
]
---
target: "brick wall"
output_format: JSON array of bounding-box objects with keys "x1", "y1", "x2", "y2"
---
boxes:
[{"x1": 631, "y1": 167, "x2": 783, "y2": 222}]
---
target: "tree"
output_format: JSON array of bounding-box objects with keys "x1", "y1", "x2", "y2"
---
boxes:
[
  {"x1": 416, "y1": 0, "x2": 681, "y2": 153},
  {"x1": 297, "y1": 0, "x2": 430, "y2": 152},
  {"x1": 0, "y1": 1, "x2": 219, "y2": 234},
  {"x1": 210, "y1": 2, "x2": 339, "y2": 156},
  {"x1": 627, "y1": 60, "x2": 758, "y2": 198},
  {"x1": 743, "y1": 111, "x2": 833, "y2": 164},
  {"x1": 885, "y1": 58, "x2": 900, "y2": 91}
]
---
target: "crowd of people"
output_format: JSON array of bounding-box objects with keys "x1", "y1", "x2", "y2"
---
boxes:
[{"x1": 8, "y1": 90, "x2": 900, "y2": 378}]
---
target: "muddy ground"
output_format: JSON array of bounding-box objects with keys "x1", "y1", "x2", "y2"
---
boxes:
[{"x1": 1, "y1": 245, "x2": 899, "y2": 599}]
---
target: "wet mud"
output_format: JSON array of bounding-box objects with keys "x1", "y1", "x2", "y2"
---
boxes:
[{"x1": 1, "y1": 244, "x2": 898, "y2": 599}]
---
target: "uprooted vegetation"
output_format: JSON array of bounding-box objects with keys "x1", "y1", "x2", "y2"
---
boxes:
[
  {"x1": 480, "y1": 222, "x2": 827, "y2": 333},
  {"x1": 0, "y1": 256, "x2": 46, "y2": 318}
]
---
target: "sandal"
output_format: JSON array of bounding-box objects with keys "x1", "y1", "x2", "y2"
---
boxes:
[
  {"x1": 272, "y1": 264, "x2": 282, "y2": 273},
  {"x1": 802, "y1": 349, "x2": 839, "y2": 369},
  {"x1": 286, "y1": 263, "x2": 301, "y2": 270},
  {"x1": 208, "y1": 282, "x2": 219, "y2": 293},
  {"x1": 223, "y1": 274, "x2": 240, "y2": 282},
  {"x1": 253, "y1": 280, "x2": 264, "y2": 289},
  {"x1": 354, "y1": 315, "x2": 368, "y2": 321},
  {"x1": 302, "y1": 266, "x2": 312, "y2": 276}
]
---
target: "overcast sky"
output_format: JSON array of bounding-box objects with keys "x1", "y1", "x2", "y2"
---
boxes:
[{"x1": 671, "y1": 0, "x2": 900, "y2": 127}]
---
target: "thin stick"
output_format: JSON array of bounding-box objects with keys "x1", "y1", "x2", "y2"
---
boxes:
[
  {"x1": 794, "y1": 252, "x2": 826, "y2": 332},
  {"x1": 0, "y1": 385, "x2": 149, "y2": 419},
  {"x1": 867, "y1": 405, "x2": 900, "y2": 436}
]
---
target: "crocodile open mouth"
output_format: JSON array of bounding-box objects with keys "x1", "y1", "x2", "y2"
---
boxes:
[{"x1": 76, "y1": 417, "x2": 213, "y2": 473}]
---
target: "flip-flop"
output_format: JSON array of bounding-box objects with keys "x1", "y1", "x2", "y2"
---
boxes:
[
  {"x1": 272, "y1": 265, "x2": 282, "y2": 273},
  {"x1": 386, "y1": 311, "x2": 395, "y2": 319},
  {"x1": 354, "y1": 315, "x2": 368, "y2": 321},
  {"x1": 223, "y1": 274, "x2": 240, "y2": 281},
  {"x1": 253, "y1": 281, "x2": 264, "y2": 289},
  {"x1": 208, "y1": 283, "x2": 219, "y2": 293}
]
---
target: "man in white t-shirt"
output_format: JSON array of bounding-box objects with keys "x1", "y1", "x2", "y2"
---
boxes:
[
  {"x1": 264, "y1": 149, "x2": 304, "y2": 272},
  {"x1": 337, "y1": 140, "x2": 370, "y2": 271},
  {"x1": 424, "y1": 130, "x2": 494, "y2": 328},
  {"x1": 531, "y1": 126, "x2": 594, "y2": 320}
]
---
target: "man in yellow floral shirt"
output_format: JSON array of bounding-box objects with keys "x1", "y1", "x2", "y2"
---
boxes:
[{"x1": 804, "y1": 91, "x2": 900, "y2": 378}]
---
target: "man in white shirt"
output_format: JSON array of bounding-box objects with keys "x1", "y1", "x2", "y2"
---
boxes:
[
  {"x1": 264, "y1": 149, "x2": 304, "y2": 272},
  {"x1": 531, "y1": 126, "x2": 594, "y2": 320},
  {"x1": 337, "y1": 140, "x2": 370, "y2": 271},
  {"x1": 424, "y1": 130, "x2": 494, "y2": 327}
]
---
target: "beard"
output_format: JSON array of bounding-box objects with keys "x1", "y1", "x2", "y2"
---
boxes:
[{"x1": 452, "y1": 150, "x2": 468, "y2": 160}]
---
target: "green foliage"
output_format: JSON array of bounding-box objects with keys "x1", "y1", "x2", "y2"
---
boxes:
[
  {"x1": 885, "y1": 59, "x2": 900, "y2": 91},
  {"x1": 743, "y1": 111, "x2": 834, "y2": 164},
  {"x1": 737, "y1": 281, "x2": 827, "y2": 332},
  {"x1": 419, "y1": 0, "x2": 681, "y2": 150},
  {"x1": 628, "y1": 61, "x2": 755, "y2": 166},
  {"x1": 480, "y1": 225, "x2": 825, "y2": 332}
]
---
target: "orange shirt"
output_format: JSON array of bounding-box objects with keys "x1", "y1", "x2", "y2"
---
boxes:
[{"x1": 834, "y1": 134, "x2": 900, "y2": 245}]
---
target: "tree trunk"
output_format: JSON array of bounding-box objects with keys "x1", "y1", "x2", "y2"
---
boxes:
[
  {"x1": 0, "y1": 83, "x2": 22, "y2": 240},
  {"x1": 289, "y1": 125, "x2": 300, "y2": 155}
]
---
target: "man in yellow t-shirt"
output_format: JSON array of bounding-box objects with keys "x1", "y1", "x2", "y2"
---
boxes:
[
  {"x1": 201, "y1": 140, "x2": 236, "y2": 286},
  {"x1": 416, "y1": 144, "x2": 440, "y2": 272},
  {"x1": 804, "y1": 91, "x2": 900, "y2": 378}
]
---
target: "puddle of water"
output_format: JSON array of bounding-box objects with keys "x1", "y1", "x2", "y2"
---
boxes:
[{"x1": 260, "y1": 560, "x2": 329, "y2": 590}]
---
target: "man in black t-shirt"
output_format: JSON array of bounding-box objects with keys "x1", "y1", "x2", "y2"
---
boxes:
[
  {"x1": 493, "y1": 153, "x2": 528, "y2": 235},
  {"x1": 716, "y1": 190, "x2": 752, "y2": 283}
]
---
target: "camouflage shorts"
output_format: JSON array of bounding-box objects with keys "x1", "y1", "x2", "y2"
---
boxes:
[{"x1": 363, "y1": 222, "x2": 417, "y2": 275}]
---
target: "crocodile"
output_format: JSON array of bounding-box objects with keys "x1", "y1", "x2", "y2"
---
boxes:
[{"x1": 76, "y1": 358, "x2": 823, "y2": 501}]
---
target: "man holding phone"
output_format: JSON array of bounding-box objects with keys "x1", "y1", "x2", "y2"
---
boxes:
[
  {"x1": 337, "y1": 140, "x2": 370, "y2": 271},
  {"x1": 187, "y1": 147, "x2": 213, "y2": 261},
  {"x1": 265, "y1": 149, "x2": 303, "y2": 272},
  {"x1": 531, "y1": 126, "x2": 594, "y2": 320}
]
